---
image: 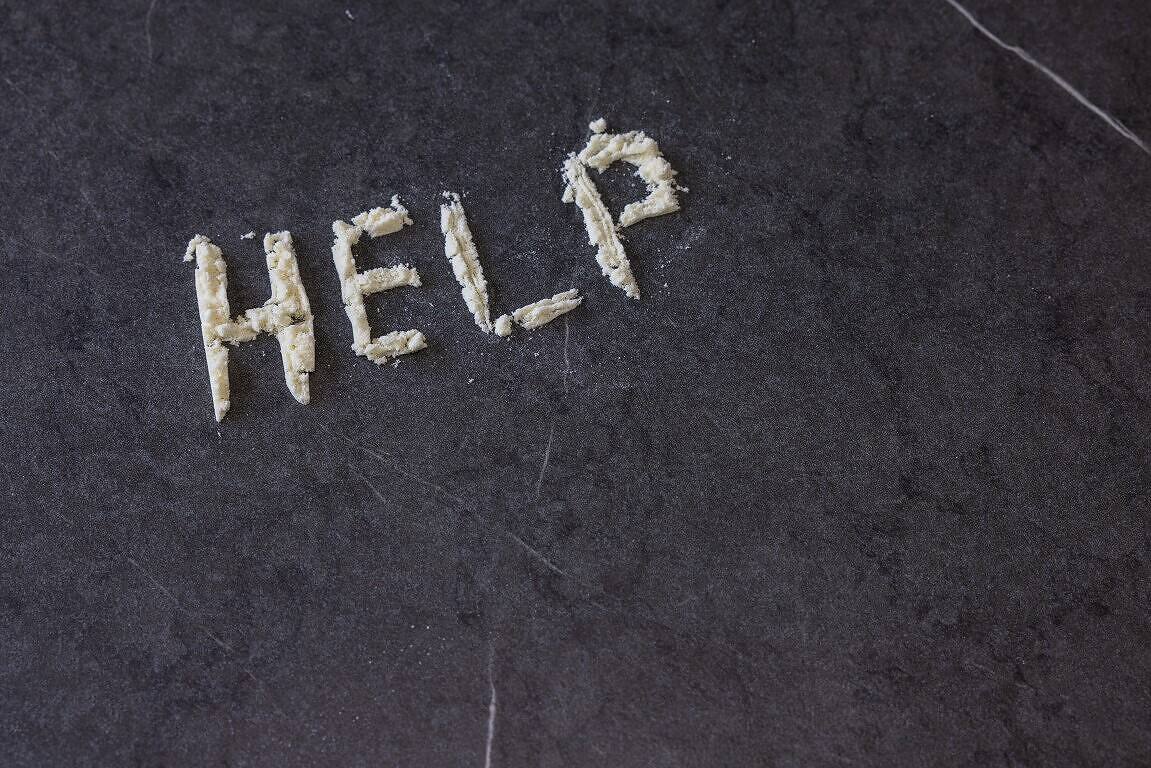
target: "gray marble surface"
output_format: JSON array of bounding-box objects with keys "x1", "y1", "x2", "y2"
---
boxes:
[{"x1": 2, "y1": 0, "x2": 1150, "y2": 765}]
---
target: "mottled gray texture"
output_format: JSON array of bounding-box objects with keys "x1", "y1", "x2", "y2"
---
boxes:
[{"x1": 2, "y1": 0, "x2": 1150, "y2": 765}]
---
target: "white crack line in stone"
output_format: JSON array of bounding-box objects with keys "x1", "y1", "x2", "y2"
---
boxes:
[
  {"x1": 942, "y1": 0, "x2": 1149, "y2": 155},
  {"x1": 483, "y1": 640, "x2": 497, "y2": 768}
]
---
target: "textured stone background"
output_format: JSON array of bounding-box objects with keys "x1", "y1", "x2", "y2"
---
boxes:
[{"x1": 2, "y1": 0, "x2": 1150, "y2": 765}]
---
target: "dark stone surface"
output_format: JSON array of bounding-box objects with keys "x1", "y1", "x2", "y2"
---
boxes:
[{"x1": 2, "y1": 0, "x2": 1150, "y2": 765}]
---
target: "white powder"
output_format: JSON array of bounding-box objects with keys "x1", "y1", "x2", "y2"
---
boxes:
[
  {"x1": 183, "y1": 231, "x2": 314, "y2": 421},
  {"x1": 440, "y1": 192, "x2": 493, "y2": 333},
  {"x1": 494, "y1": 314, "x2": 513, "y2": 337},
  {"x1": 577, "y1": 127, "x2": 685, "y2": 227},
  {"x1": 331, "y1": 197, "x2": 428, "y2": 366},
  {"x1": 561, "y1": 120, "x2": 685, "y2": 299},
  {"x1": 511, "y1": 289, "x2": 582, "y2": 330},
  {"x1": 561, "y1": 155, "x2": 638, "y2": 299}
]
